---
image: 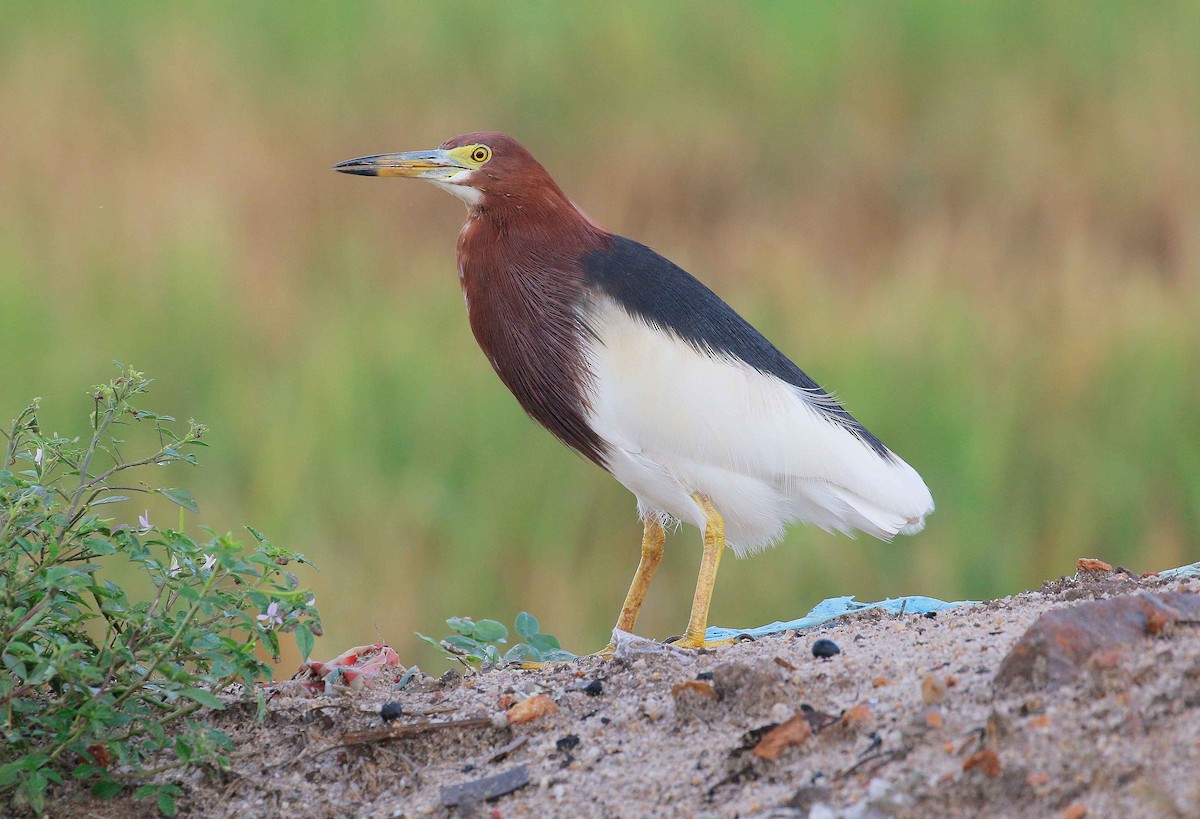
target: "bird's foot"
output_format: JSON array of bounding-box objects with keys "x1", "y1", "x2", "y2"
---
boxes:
[{"x1": 666, "y1": 634, "x2": 735, "y2": 651}]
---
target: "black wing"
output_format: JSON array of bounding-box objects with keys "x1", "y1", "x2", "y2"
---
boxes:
[{"x1": 582, "y1": 235, "x2": 893, "y2": 460}]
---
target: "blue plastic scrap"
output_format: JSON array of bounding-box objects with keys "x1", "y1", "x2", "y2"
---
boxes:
[
  {"x1": 1158, "y1": 561, "x2": 1200, "y2": 579},
  {"x1": 706, "y1": 594, "x2": 972, "y2": 641}
]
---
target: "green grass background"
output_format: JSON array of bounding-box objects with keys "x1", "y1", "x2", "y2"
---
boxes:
[{"x1": 2, "y1": 1, "x2": 1198, "y2": 669}]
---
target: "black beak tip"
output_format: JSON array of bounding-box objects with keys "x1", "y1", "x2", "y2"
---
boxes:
[{"x1": 333, "y1": 160, "x2": 378, "y2": 176}]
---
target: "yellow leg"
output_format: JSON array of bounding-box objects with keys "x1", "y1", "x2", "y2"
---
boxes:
[
  {"x1": 613, "y1": 516, "x2": 666, "y2": 634},
  {"x1": 671, "y1": 494, "x2": 726, "y2": 649},
  {"x1": 591, "y1": 517, "x2": 666, "y2": 658}
]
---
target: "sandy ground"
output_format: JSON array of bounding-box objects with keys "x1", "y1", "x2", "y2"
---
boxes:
[{"x1": 45, "y1": 567, "x2": 1200, "y2": 818}]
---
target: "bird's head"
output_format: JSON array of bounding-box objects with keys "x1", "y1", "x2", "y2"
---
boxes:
[{"x1": 334, "y1": 131, "x2": 564, "y2": 214}]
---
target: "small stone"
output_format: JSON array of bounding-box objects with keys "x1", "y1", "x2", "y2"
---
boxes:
[
  {"x1": 924, "y1": 710, "x2": 943, "y2": 729},
  {"x1": 671, "y1": 679, "x2": 717, "y2": 700},
  {"x1": 751, "y1": 712, "x2": 813, "y2": 760},
  {"x1": 1076, "y1": 557, "x2": 1113, "y2": 574},
  {"x1": 769, "y1": 702, "x2": 791, "y2": 723},
  {"x1": 872, "y1": 677, "x2": 889, "y2": 688},
  {"x1": 839, "y1": 704, "x2": 873, "y2": 733},
  {"x1": 1061, "y1": 803, "x2": 1087, "y2": 819},
  {"x1": 507, "y1": 693, "x2": 558, "y2": 725},
  {"x1": 1027, "y1": 772, "x2": 1050, "y2": 787},
  {"x1": 555, "y1": 734, "x2": 580, "y2": 752},
  {"x1": 921, "y1": 674, "x2": 948, "y2": 704},
  {"x1": 1027, "y1": 714, "x2": 1050, "y2": 729},
  {"x1": 379, "y1": 701, "x2": 403, "y2": 723},
  {"x1": 811, "y1": 639, "x2": 841, "y2": 659},
  {"x1": 582, "y1": 679, "x2": 603, "y2": 696},
  {"x1": 962, "y1": 748, "x2": 1001, "y2": 778}
]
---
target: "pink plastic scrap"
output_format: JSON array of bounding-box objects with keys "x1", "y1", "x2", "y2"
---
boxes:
[{"x1": 292, "y1": 643, "x2": 402, "y2": 696}]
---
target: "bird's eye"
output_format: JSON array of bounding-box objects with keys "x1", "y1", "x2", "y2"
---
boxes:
[{"x1": 471, "y1": 146, "x2": 491, "y2": 163}]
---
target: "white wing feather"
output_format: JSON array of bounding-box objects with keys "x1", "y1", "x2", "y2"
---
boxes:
[{"x1": 584, "y1": 299, "x2": 933, "y2": 554}]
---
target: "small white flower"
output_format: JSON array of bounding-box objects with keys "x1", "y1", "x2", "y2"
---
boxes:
[
  {"x1": 137, "y1": 511, "x2": 152, "y2": 535},
  {"x1": 34, "y1": 448, "x2": 44, "y2": 467},
  {"x1": 169, "y1": 557, "x2": 182, "y2": 577},
  {"x1": 257, "y1": 602, "x2": 283, "y2": 630},
  {"x1": 202, "y1": 553, "x2": 217, "y2": 572}
]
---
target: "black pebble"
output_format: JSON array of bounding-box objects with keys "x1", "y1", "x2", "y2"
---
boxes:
[
  {"x1": 696, "y1": 671, "x2": 715, "y2": 681},
  {"x1": 923, "y1": 610, "x2": 938, "y2": 619},
  {"x1": 380, "y1": 701, "x2": 403, "y2": 722},
  {"x1": 556, "y1": 734, "x2": 580, "y2": 752},
  {"x1": 811, "y1": 639, "x2": 841, "y2": 659},
  {"x1": 583, "y1": 679, "x2": 603, "y2": 696}
]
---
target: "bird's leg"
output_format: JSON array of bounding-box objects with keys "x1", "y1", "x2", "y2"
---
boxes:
[
  {"x1": 592, "y1": 516, "x2": 666, "y2": 657},
  {"x1": 614, "y1": 515, "x2": 666, "y2": 634},
  {"x1": 671, "y1": 493, "x2": 726, "y2": 649}
]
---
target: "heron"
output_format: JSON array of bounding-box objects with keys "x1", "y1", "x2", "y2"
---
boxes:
[{"x1": 334, "y1": 132, "x2": 933, "y2": 649}]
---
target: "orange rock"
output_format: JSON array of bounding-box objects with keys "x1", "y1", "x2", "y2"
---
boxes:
[
  {"x1": 922, "y1": 674, "x2": 948, "y2": 704},
  {"x1": 506, "y1": 693, "x2": 558, "y2": 724},
  {"x1": 872, "y1": 677, "x2": 889, "y2": 688},
  {"x1": 839, "y1": 704, "x2": 873, "y2": 732},
  {"x1": 497, "y1": 694, "x2": 517, "y2": 710},
  {"x1": 752, "y1": 712, "x2": 813, "y2": 760},
  {"x1": 1076, "y1": 557, "x2": 1112, "y2": 573},
  {"x1": 1027, "y1": 772, "x2": 1050, "y2": 787},
  {"x1": 671, "y1": 679, "x2": 717, "y2": 699},
  {"x1": 943, "y1": 741, "x2": 956, "y2": 755},
  {"x1": 962, "y1": 748, "x2": 1001, "y2": 777},
  {"x1": 925, "y1": 710, "x2": 943, "y2": 729},
  {"x1": 1061, "y1": 803, "x2": 1087, "y2": 819},
  {"x1": 1144, "y1": 607, "x2": 1170, "y2": 635},
  {"x1": 996, "y1": 592, "x2": 1200, "y2": 692},
  {"x1": 1027, "y1": 714, "x2": 1051, "y2": 729}
]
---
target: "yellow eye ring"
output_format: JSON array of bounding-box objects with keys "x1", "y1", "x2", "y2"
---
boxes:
[{"x1": 471, "y1": 146, "x2": 491, "y2": 163}]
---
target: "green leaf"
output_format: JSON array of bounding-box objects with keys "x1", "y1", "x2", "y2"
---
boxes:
[
  {"x1": 90, "y1": 495, "x2": 130, "y2": 506},
  {"x1": 244, "y1": 525, "x2": 270, "y2": 545},
  {"x1": 180, "y1": 688, "x2": 223, "y2": 709},
  {"x1": 446, "y1": 616, "x2": 476, "y2": 636},
  {"x1": 415, "y1": 633, "x2": 442, "y2": 650},
  {"x1": 502, "y1": 644, "x2": 532, "y2": 664},
  {"x1": 92, "y1": 778, "x2": 123, "y2": 798},
  {"x1": 442, "y1": 635, "x2": 482, "y2": 653},
  {"x1": 157, "y1": 487, "x2": 199, "y2": 513},
  {"x1": 527, "y1": 632, "x2": 563, "y2": 652},
  {"x1": 514, "y1": 611, "x2": 539, "y2": 639},
  {"x1": 470, "y1": 619, "x2": 508, "y2": 644},
  {"x1": 157, "y1": 787, "x2": 178, "y2": 816},
  {"x1": 295, "y1": 625, "x2": 314, "y2": 660}
]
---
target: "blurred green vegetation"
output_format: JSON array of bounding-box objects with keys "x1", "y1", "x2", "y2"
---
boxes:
[{"x1": 2, "y1": 1, "x2": 1198, "y2": 670}]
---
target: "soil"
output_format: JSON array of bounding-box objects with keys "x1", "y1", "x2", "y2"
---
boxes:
[{"x1": 42, "y1": 568, "x2": 1200, "y2": 818}]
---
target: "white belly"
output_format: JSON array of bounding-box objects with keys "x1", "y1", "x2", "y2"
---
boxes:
[{"x1": 582, "y1": 298, "x2": 934, "y2": 555}]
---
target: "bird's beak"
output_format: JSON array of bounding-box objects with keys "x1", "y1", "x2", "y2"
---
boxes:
[{"x1": 332, "y1": 149, "x2": 468, "y2": 179}]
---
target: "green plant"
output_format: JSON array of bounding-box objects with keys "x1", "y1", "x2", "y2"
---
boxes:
[
  {"x1": 0, "y1": 365, "x2": 321, "y2": 815},
  {"x1": 417, "y1": 611, "x2": 575, "y2": 667}
]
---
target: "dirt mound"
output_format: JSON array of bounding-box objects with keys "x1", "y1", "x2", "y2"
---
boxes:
[{"x1": 49, "y1": 570, "x2": 1200, "y2": 817}]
